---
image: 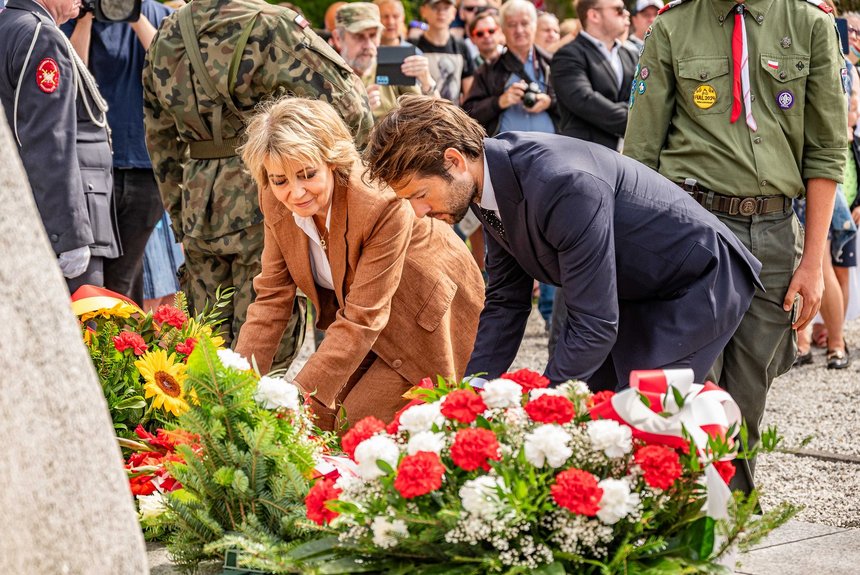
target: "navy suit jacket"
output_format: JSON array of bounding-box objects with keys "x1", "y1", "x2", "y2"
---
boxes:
[{"x1": 466, "y1": 132, "x2": 762, "y2": 385}]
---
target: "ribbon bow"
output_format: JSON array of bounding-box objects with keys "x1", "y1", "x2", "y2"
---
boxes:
[{"x1": 591, "y1": 369, "x2": 741, "y2": 520}]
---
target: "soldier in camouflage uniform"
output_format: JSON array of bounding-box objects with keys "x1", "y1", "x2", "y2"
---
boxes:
[{"x1": 142, "y1": 0, "x2": 374, "y2": 364}]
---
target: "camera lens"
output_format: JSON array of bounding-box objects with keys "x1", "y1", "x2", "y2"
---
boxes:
[
  {"x1": 523, "y1": 92, "x2": 537, "y2": 108},
  {"x1": 527, "y1": 82, "x2": 541, "y2": 94}
]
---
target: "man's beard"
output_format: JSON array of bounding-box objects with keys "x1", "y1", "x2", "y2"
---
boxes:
[
  {"x1": 428, "y1": 176, "x2": 479, "y2": 224},
  {"x1": 345, "y1": 52, "x2": 375, "y2": 76}
]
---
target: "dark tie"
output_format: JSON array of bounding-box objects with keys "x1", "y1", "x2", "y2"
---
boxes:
[{"x1": 480, "y1": 207, "x2": 506, "y2": 240}]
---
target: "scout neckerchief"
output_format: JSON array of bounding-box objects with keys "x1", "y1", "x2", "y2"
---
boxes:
[
  {"x1": 729, "y1": 3, "x2": 756, "y2": 130},
  {"x1": 657, "y1": 0, "x2": 834, "y2": 131}
]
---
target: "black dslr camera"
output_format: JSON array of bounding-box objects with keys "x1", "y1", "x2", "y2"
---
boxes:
[
  {"x1": 79, "y1": 0, "x2": 142, "y2": 22},
  {"x1": 522, "y1": 81, "x2": 542, "y2": 108}
]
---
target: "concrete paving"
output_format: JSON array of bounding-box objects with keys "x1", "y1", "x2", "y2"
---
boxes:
[{"x1": 737, "y1": 520, "x2": 860, "y2": 575}]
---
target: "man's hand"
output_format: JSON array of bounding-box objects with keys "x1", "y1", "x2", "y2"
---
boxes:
[
  {"x1": 366, "y1": 84, "x2": 382, "y2": 110},
  {"x1": 401, "y1": 55, "x2": 435, "y2": 94},
  {"x1": 852, "y1": 205, "x2": 860, "y2": 226},
  {"x1": 525, "y1": 92, "x2": 552, "y2": 114},
  {"x1": 499, "y1": 80, "x2": 527, "y2": 109},
  {"x1": 783, "y1": 258, "x2": 823, "y2": 330},
  {"x1": 58, "y1": 245, "x2": 91, "y2": 279}
]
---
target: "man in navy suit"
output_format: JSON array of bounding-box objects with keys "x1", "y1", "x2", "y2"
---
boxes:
[{"x1": 363, "y1": 96, "x2": 762, "y2": 389}]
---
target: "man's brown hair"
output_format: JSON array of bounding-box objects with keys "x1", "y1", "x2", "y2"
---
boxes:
[
  {"x1": 574, "y1": 0, "x2": 600, "y2": 27},
  {"x1": 363, "y1": 95, "x2": 487, "y2": 189}
]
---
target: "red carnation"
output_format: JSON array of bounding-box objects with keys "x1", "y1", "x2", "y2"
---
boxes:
[
  {"x1": 713, "y1": 459, "x2": 736, "y2": 485},
  {"x1": 524, "y1": 394, "x2": 576, "y2": 424},
  {"x1": 153, "y1": 305, "x2": 187, "y2": 329},
  {"x1": 449, "y1": 427, "x2": 501, "y2": 472},
  {"x1": 635, "y1": 445, "x2": 683, "y2": 490},
  {"x1": 113, "y1": 331, "x2": 148, "y2": 356},
  {"x1": 175, "y1": 337, "x2": 197, "y2": 356},
  {"x1": 588, "y1": 390, "x2": 616, "y2": 408},
  {"x1": 305, "y1": 478, "x2": 342, "y2": 525},
  {"x1": 551, "y1": 468, "x2": 603, "y2": 516},
  {"x1": 501, "y1": 368, "x2": 550, "y2": 391},
  {"x1": 441, "y1": 389, "x2": 487, "y2": 424},
  {"x1": 394, "y1": 451, "x2": 446, "y2": 499},
  {"x1": 341, "y1": 416, "x2": 386, "y2": 460}
]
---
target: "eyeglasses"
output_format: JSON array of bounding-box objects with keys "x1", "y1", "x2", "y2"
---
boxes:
[
  {"x1": 850, "y1": 26, "x2": 860, "y2": 38},
  {"x1": 472, "y1": 27, "x2": 497, "y2": 38},
  {"x1": 462, "y1": 5, "x2": 481, "y2": 12},
  {"x1": 598, "y1": 5, "x2": 627, "y2": 15}
]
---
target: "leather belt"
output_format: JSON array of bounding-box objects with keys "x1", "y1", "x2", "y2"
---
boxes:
[{"x1": 679, "y1": 183, "x2": 791, "y2": 217}]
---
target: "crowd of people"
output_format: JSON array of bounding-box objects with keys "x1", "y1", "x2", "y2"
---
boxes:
[{"x1": 1, "y1": 0, "x2": 858, "y2": 497}]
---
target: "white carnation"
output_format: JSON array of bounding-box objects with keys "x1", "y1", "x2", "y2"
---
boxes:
[
  {"x1": 254, "y1": 376, "x2": 301, "y2": 410},
  {"x1": 137, "y1": 492, "x2": 167, "y2": 522},
  {"x1": 523, "y1": 424, "x2": 573, "y2": 468},
  {"x1": 481, "y1": 378, "x2": 523, "y2": 409},
  {"x1": 217, "y1": 348, "x2": 251, "y2": 371},
  {"x1": 354, "y1": 435, "x2": 401, "y2": 480},
  {"x1": 567, "y1": 380, "x2": 591, "y2": 396},
  {"x1": 407, "y1": 431, "x2": 445, "y2": 455},
  {"x1": 370, "y1": 516, "x2": 409, "y2": 548},
  {"x1": 459, "y1": 475, "x2": 505, "y2": 518},
  {"x1": 398, "y1": 401, "x2": 445, "y2": 434},
  {"x1": 596, "y1": 478, "x2": 640, "y2": 525},
  {"x1": 529, "y1": 387, "x2": 567, "y2": 400},
  {"x1": 587, "y1": 419, "x2": 633, "y2": 458}
]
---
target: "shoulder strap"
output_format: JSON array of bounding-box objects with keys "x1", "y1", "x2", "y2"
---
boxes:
[
  {"x1": 658, "y1": 0, "x2": 691, "y2": 15},
  {"x1": 178, "y1": 5, "x2": 248, "y2": 147},
  {"x1": 802, "y1": 0, "x2": 833, "y2": 13}
]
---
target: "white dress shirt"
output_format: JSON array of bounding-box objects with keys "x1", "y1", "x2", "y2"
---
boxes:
[
  {"x1": 293, "y1": 204, "x2": 334, "y2": 291},
  {"x1": 578, "y1": 30, "x2": 624, "y2": 90},
  {"x1": 479, "y1": 154, "x2": 500, "y2": 217}
]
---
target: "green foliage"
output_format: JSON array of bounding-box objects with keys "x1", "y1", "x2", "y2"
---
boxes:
[{"x1": 165, "y1": 336, "x2": 324, "y2": 572}]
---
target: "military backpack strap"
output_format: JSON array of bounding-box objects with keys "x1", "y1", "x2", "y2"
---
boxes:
[
  {"x1": 178, "y1": 5, "x2": 247, "y2": 159},
  {"x1": 227, "y1": 14, "x2": 260, "y2": 98}
]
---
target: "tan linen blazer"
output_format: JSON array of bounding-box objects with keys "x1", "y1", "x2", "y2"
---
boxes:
[{"x1": 235, "y1": 165, "x2": 485, "y2": 411}]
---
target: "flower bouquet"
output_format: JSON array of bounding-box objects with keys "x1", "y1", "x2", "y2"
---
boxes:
[
  {"x1": 73, "y1": 285, "x2": 228, "y2": 436},
  {"x1": 292, "y1": 369, "x2": 794, "y2": 574},
  {"x1": 161, "y1": 337, "x2": 333, "y2": 571},
  {"x1": 119, "y1": 425, "x2": 201, "y2": 540}
]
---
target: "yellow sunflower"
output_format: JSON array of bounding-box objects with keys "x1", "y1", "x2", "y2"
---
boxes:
[
  {"x1": 185, "y1": 318, "x2": 226, "y2": 349},
  {"x1": 78, "y1": 301, "x2": 140, "y2": 323},
  {"x1": 135, "y1": 349, "x2": 190, "y2": 417}
]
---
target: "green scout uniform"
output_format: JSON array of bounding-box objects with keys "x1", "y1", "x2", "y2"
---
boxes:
[
  {"x1": 624, "y1": 0, "x2": 848, "y2": 493},
  {"x1": 142, "y1": 0, "x2": 374, "y2": 365}
]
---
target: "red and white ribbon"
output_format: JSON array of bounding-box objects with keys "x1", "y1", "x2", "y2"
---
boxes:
[
  {"x1": 591, "y1": 369, "x2": 741, "y2": 520},
  {"x1": 730, "y1": 4, "x2": 757, "y2": 131}
]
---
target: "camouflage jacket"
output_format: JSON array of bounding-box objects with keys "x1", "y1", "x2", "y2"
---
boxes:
[{"x1": 142, "y1": 0, "x2": 373, "y2": 241}]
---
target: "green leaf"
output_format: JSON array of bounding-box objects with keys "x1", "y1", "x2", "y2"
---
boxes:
[
  {"x1": 114, "y1": 396, "x2": 147, "y2": 410},
  {"x1": 214, "y1": 467, "x2": 235, "y2": 487},
  {"x1": 680, "y1": 516, "x2": 715, "y2": 560},
  {"x1": 376, "y1": 458, "x2": 396, "y2": 476},
  {"x1": 532, "y1": 561, "x2": 566, "y2": 575},
  {"x1": 287, "y1": 535, "x2": 342, "y2": 560}
]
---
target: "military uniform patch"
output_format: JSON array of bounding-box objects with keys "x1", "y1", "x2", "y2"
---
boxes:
[
  {"x1": 693, "y1": 84, "x2": 717, "y2": 109},
  {"x1": 36, "y1": 58, "x2": 59, "y2": 93},
  {"x1": 640, "y1": 67, "x2": 650, "y2": 80}
]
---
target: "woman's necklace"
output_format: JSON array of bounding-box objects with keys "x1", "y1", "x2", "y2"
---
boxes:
[{"x1": 314, "y1": 218, "x2": 329, "y2": 252}]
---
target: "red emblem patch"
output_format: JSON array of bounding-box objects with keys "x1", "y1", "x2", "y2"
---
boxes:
[{"x1": 36, "y1": 58, "x2": 60, "y2": 93}]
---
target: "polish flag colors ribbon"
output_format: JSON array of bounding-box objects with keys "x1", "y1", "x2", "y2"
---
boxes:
[{"x1": 591, "y1": 368, "x2": 741, "y2": 520}]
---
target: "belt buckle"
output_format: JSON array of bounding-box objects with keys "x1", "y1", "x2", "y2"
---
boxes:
[{"x1": 739, "y1": 197, "x2": 757, "y2": 216}]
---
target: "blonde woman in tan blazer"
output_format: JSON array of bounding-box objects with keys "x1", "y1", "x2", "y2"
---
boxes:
[{"x1": 234, "y1": 97, "x2": 485, "y2": 430}]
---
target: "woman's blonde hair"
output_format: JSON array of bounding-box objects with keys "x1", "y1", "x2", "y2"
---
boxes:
[{"x1": 240, "y1": 97, "x2": 360, "y2": 193}]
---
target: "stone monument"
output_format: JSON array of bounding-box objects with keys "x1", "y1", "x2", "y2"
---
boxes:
[{"x1": 0, "y1": 104, "x2": 148, "y2": 573}]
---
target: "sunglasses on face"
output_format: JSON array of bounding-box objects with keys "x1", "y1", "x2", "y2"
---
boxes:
[
  {"x1": 472, "y1": 27, "x2": 497, "y2": 38},
  {"x1": 462, "y1": 5, "x2": 481, "y2": 12},
  {"x1": 599, "y1": 5, "x2": 627, "y2": 15}
]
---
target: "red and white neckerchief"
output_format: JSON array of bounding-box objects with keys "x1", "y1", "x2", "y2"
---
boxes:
[{"x1": 730, "y1": 4, "x2": 757, "y2": 131}]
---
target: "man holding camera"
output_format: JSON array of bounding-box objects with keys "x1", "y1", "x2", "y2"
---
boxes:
[
  {"x1": 331, "y1": 3, "x2": 436, "y2": 121},
  {"x1": 550, "y1": 0, "x2": 636, "y2": 151},
  {"x1": 0, "y1": 0, "x2": 121, "y2": 292},
  {"x1": 463, "y1": 0, "x2": 557, "y2": 136}
]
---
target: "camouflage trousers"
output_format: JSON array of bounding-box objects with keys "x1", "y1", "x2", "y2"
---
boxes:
[{"x1": 179, "y1": 223, "x2": 306, "y2": 370}]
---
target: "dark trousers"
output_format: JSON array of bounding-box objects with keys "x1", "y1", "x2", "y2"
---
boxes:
[{"x1": 104, "y1": 168, "x2": 164, "y2": 305}]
